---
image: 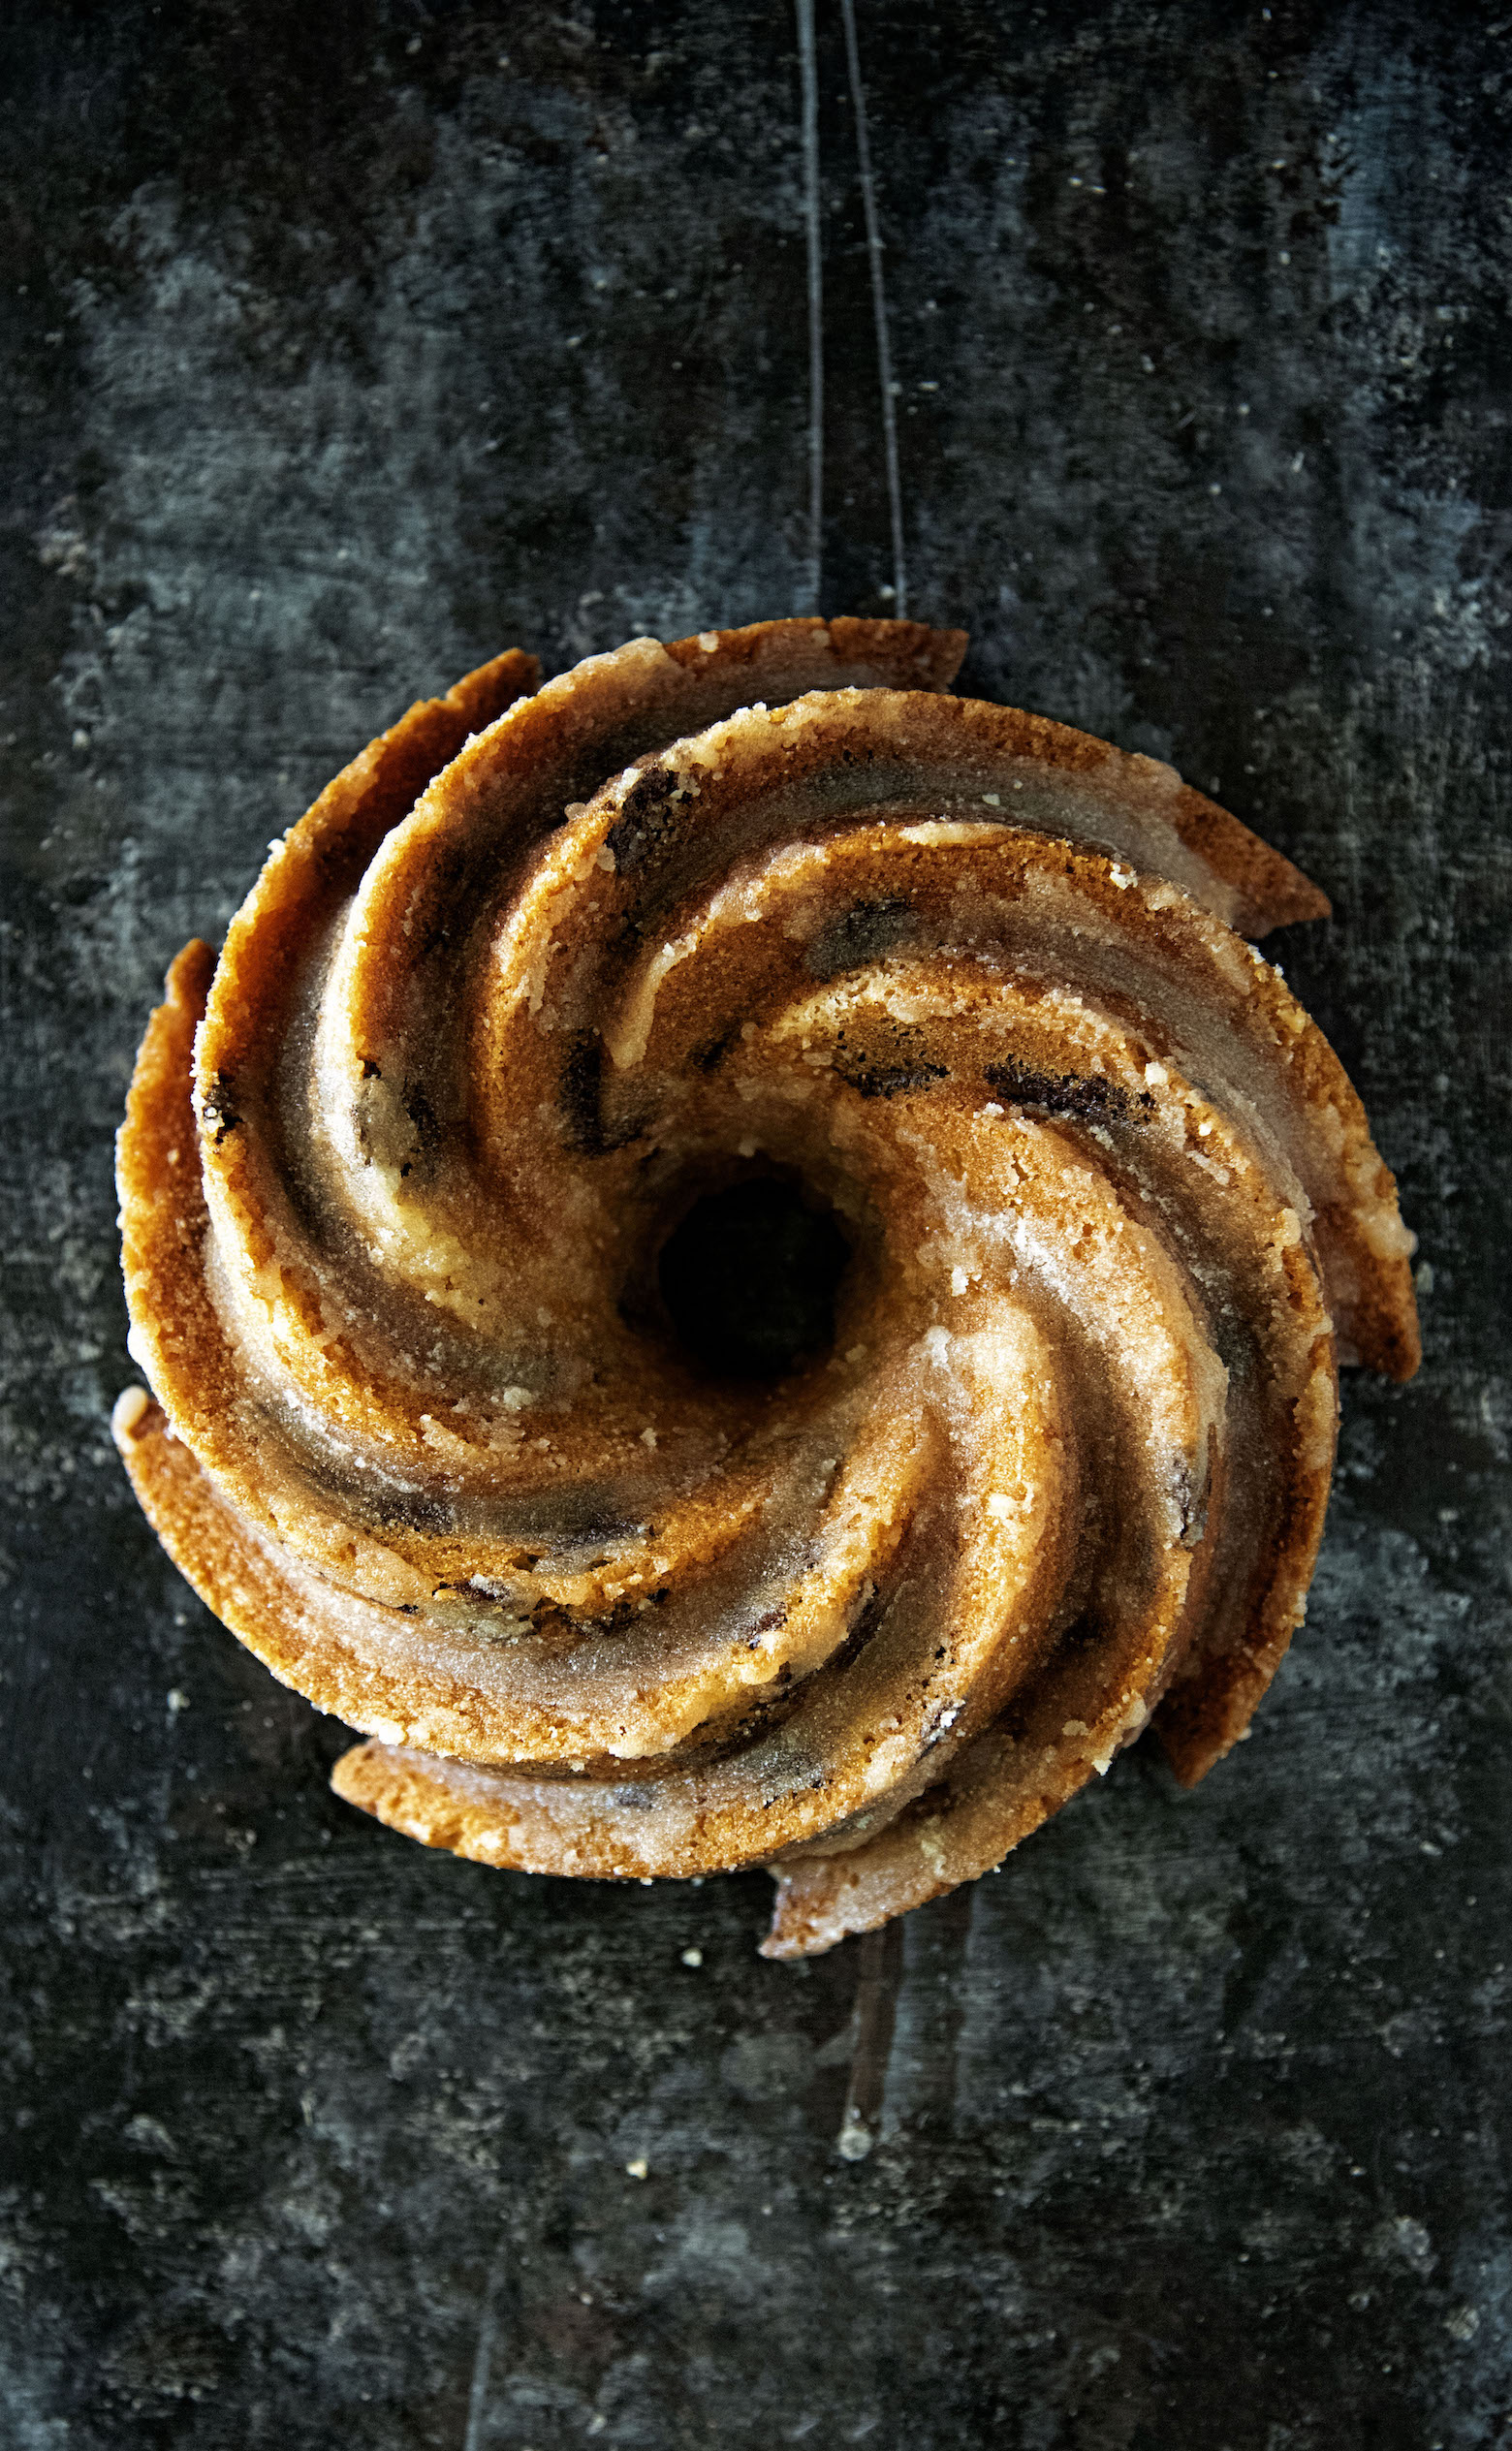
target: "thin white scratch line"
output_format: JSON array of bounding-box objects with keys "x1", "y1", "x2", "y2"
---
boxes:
[
  {"x1": 462, "y1": 2243, "x2": 506, "y2": 2451},
  {"x1": 795, "y1": 0, "x2": 824, "y2": 615},
  {"x1": 839, "y1": 0, "x2": 907, "y2": 619}
]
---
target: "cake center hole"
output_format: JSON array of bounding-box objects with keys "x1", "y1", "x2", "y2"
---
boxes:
[{"x1": 657, "y1": 1175, "x2": 851, "y2": 1380}]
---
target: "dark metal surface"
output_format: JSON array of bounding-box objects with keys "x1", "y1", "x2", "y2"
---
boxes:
[{"x1": 3, "y1": 4, "x2": 1508, "y2": 2443}]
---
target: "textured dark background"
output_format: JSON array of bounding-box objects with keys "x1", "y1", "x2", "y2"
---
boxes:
[{"x1": 3, "y1": 2, "x2": 1509, "y2": 2444}]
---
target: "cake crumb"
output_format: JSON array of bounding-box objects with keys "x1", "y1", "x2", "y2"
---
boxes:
[{"x1": 111, "y1": 1385, "x2": 151, "y2": 1439}]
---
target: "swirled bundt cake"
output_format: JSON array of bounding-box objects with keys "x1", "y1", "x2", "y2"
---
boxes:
[{"x1": 114, "y1": 617, "x2": 1419, "y2": 1957}]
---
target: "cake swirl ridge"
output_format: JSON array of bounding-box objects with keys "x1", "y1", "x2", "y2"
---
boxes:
[{"x1": 114, "y1": 617, "x2": 1418, "y2": 1956}]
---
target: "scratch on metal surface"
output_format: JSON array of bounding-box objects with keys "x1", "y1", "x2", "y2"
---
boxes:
[
  {"x1": 835, "y1": 1918, "x2": 904, "y2": 2159},
  {"x1": 462, "y1": 2242, "x2": 508, "y2": 2451},
  {"x1": 839, "y1": 0, "x2": 907, "y2": 617},
  {"x1": 895, "y1": 1884, "x2": 976, "y2": 2131},
  {"x1": 795, "y1": 0, "x2": 824, "y2": 614}
]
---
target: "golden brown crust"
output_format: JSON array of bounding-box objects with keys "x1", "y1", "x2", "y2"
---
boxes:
[
  {"x1": 661, "y1": 613, "x2": 968, "y2": 695},
  {"x1": 115, "y1": 616, "x2": 1418, "y2": 1956}
]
